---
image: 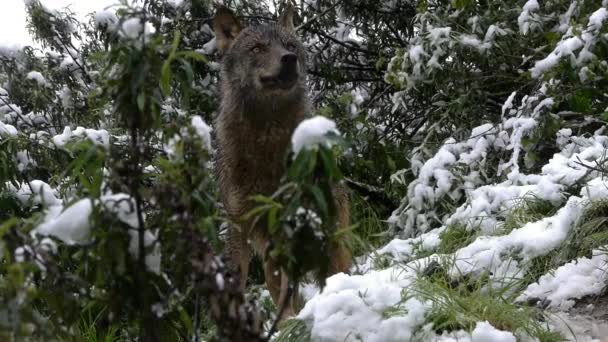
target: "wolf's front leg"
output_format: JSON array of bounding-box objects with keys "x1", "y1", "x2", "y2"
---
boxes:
[
  {"x1": 226, "y1": 225, "x2": 251, "y2": 291},
  {"x1": 263, "y1": 258, "x2": 297, "y2": 320}
]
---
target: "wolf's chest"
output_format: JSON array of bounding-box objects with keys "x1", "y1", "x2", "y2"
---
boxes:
[{"x1": 229, "y1": 125, "x2": 293, "y2": 190}]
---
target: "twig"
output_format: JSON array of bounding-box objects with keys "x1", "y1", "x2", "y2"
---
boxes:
[
  {"x1": 265, "y1": 282, "x2": 294, "y2": 341},
  {"x1": 295, "y1": 1, "x2": 340, "y2": 32},
  {"x1": 0, "y1": 96, "x2": 34, "y2": 128},
  {"x1": 344, "y1": 177, "x2": 398, "y2": 209}
]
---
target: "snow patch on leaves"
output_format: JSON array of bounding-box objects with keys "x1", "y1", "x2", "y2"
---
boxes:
[
  {"x1": 291, "y1": 116, "x2": 340, "y2": 154},
  {"x1": 190, "y1": 115, "x2": 212, "y2": 151},
  {"x1": 52, "y1": 126, "x2": 110, "y2": 149}
]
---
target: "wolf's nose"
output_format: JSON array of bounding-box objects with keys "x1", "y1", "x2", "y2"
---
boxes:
[{"x1": 281, "y1": 53, "x2": 297, "y2": 66}]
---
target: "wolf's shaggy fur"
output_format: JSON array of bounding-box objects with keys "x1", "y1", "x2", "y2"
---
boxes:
[{"x1": 213, "y1": 5, "x2": 351, "y2": 317}]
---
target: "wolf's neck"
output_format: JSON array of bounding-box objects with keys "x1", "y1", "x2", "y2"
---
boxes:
[{"x1": 221, "y1": 86, "x2": 309, "y2": 127}]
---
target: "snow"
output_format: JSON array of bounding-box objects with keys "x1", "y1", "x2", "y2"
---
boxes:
[
  {"x1": 531, "y1": 37, "x2": 584, "y2": 78},
  {"x1": 302, "y1": 130, "x2": 608, "y2": 340},
  {"x1": 100, "y1": 193, "x2": 138, "y2": 226},
  {"x1": 167, "y1": 0, "x2": 185, "y2": 7},
  {"x1": 501, "y1": 91, "x2": 517, "y2": 116},
  {"x1": 94, "y1": 9, "x2": 118, "y2": 30},
  {"x1": 102, "y1": 193, "x2": 161, "y2": 274},
  {"x1": 216, "y1": 273, "x2": 224, "y2": 290},
  {"x1": 349, "y1": 87, "x2": 367, "y2": 116},
  {"x1": 52, "y1": 126, "x2": 110, "y2": 149},
  {"x1": 408, "y1": 45, "x2": 426, "y2": 64},
  {"x1": 0, "y1": 121, "x2": 18, "y2": 137},
  {"x1": 291, "y1": 116, "x2": 340, "y2": 154},
  {"x1": 34, "y1": 199, "x2": 94, "y2": 245},
  {"x1": 298, "y1": 270, "x2": 427, "y2": 342},
  {"x1": 190, "y1": 115, "x2": 212, "y2": 151},
  {"x1": 518, "y1": 0, "x2": 539, "y2": 35},
  {"x1": 13, "y1": 180, "x2": 61, "y2": 207},
  {"x1": 26, "y1": 71, "x2": 47, "y2": 86},
  {"x1": 556, "y1": 2, "x2": 578, "y2": 33},
  {"x1": 517, "y1": 250, "x2": 608, "y2": 310},
  {"x1": 29, "y1": 192, "x2": 161, "y2": 274},
  {"x1": 471, "y1": 322, "x2": 516, "y2": 342},
  {"x1": 198, "y1": 37, "x2": 216, "y2": 55},
  {"x1": 459, "y1": 34, "x2": 490, "y2": 51},
  {"x1": 376, "y1": 227, "x2": 444, "y2": 263},
  {"x1": 16, "y1": 150, "x2": 35, "y2": 172},
  {"x1": 588, "y1": 8, "x2": 608, "y2": 31},
  {"x1": 389, "y1": 90, "x2": 608, "y2": 236},
  {"x1": 127, "y1": 228, "x2": 161, "y2": 275},
  {"x1": 531, "y1": 5, "x2": 607, "y2": 79},
  {"x1": 120, "y1": 17, "x2": 156, "y2": 41},
  {"x1": 164, "y1": 134, "x2": 181, "y2": 160}
]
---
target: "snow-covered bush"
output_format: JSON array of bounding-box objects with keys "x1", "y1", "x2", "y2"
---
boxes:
[
  {"x1": 387, "y1": 0, "x2": 608, "y2": 236},
  {"x1": 278, "y1": 1, "x2": 608, "y2": 341}
]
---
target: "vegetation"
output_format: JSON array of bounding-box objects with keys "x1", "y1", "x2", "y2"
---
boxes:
[{"x1": 0, "y1": 0, "x2": 607, "y2": 340}]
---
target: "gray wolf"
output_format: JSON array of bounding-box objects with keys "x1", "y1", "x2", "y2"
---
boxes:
[{"x1": 213, "y1": 4, "x2": 351, "y2": 318}]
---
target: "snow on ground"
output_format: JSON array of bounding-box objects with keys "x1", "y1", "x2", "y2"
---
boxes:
[
  {"x1": 295, "y1": 119, "x2": 608, "y2": 340},
  {"x1": 297, "y1": 268, "x2": 426, "y2": 342},
  {"x1": 518, "y1": 250, "x2": 608, "y2": 310}
]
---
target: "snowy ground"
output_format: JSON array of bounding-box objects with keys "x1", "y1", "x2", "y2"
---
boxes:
[{"x1": 289, "y1": 116, "x2": 608, "y2": 341}]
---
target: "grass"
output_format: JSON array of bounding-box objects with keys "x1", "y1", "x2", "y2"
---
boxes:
[
  {"x1": 270, "y1": 195, "x2": 604, "y2": 341},
  {"x1": 557, "y1": 198, "x2": 608, "y2": 260},
  {"x1": 436, "y1": 224, "x2": 476, "y2": 254},
  {"x1": 501, "y1": 196, "x2": 557, "y2": 234},
  {"x1": 57, "y1": 307, "x2": 122, "y2": 342},
  {"x1": 411, "y1": 272, "x2": 564, "y2": 342},
  {"x1": 522, "y1": 198, "x2": 608, "y2": 287},
  {"x1": 273, "y1": 319, "x2": 311, "y2": 342},
  {"x1": 349, "y1": 193, "x2": 392, "y2": 257}
]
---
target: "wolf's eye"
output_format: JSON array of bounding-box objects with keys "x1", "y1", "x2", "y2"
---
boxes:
[{"x1": 251, "y1": 46, "x2": 262, "y2": 53}]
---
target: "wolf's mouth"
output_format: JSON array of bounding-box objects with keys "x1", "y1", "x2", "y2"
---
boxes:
[{"x1": 260, "y1": 72, "x2": 298, "y2": 90}]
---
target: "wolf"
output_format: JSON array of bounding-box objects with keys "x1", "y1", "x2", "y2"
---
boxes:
[{"x1": 213, "y1": 5, "x2": 352, "y2": 317}]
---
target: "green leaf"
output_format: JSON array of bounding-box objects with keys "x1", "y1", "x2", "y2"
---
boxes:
[
  {"x1": 137, "y1": 92, "x2": 146, "y2": 112},
  {"x1": 160, "y1": 61, "x2": 172, "y2": 97},
  {"x1": 451, "y1": 0, "x2": 472, "y2": 9},
  {"x1": 308, "y1": 185, "x2": 329, "y2": 219},
  {"x1": 242, "y1": 204, "x2": 273, "y2": 221},
  {"x1": 176, "y1": 50, "x2": 208, "y2": 63},
  {"x1": 416, "y1": 0, "x2": 428, "y2": 12},
  {"x1": 179, "y1": 60, "x2": 195, "y2": 85},
  {"x1": 170, "y1": 30, "x2": 181, "y2": 56},
  {"x1": 251, "y1": 194, "x2": 277, "y2": 205},
  {"x1": 268, "y1": 206, "x2": 279, "y2": 233},
  {"x1": 318, "y1": 146, "x2": 341, "y2": 179},
  {"x1": 288, "y1": 150, "x2": 310, "y2": 180}
]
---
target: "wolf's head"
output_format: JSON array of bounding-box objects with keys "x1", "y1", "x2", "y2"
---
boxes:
[{"x1": 214, "y1": 5, "x2": 306, "y2": 102}]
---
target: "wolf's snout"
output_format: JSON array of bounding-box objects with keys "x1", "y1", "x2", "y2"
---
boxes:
[
  {"x1": 260, "y1": 52, "x2": 298, "y2": 89},
  {"x1": 278, "y1": 52, "x2": 298, "y2": 83},
  {"x1": 281, "y1": 53, "x2": 297, "y2": 66}
]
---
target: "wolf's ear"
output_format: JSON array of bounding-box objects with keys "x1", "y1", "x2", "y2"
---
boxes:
[
  {"x1": 213, "y1": 7, "x2": 242, "y2": 54},
  {"x1": 278, "y1": 3, "x2": 295, "y2": 33}
]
